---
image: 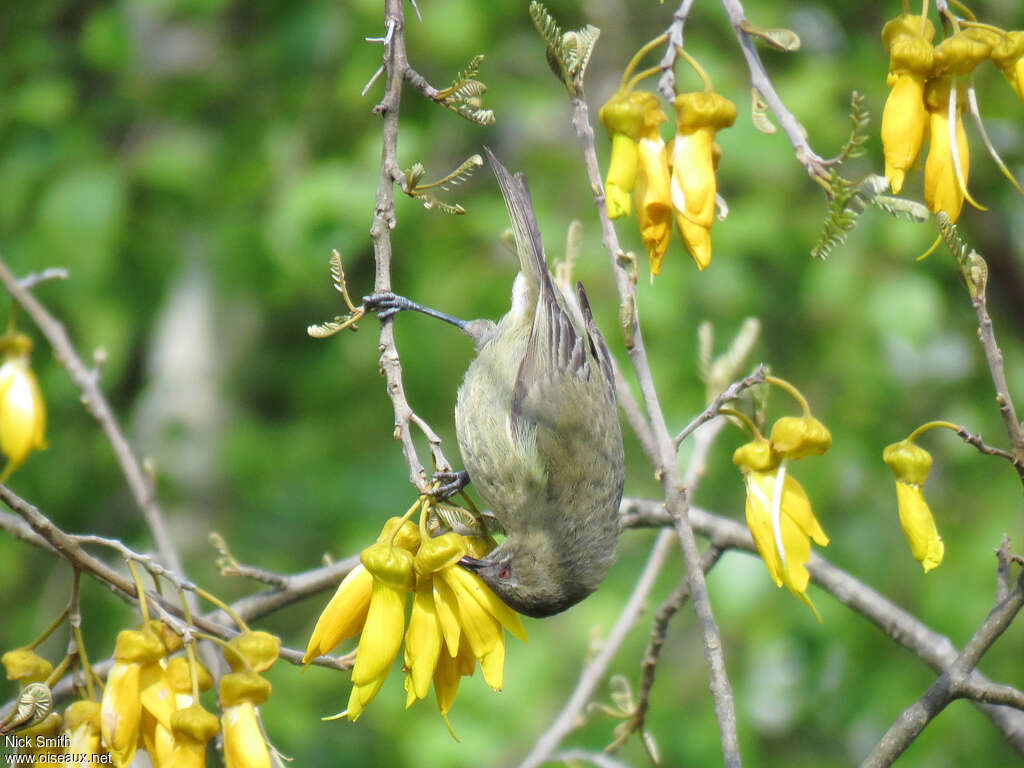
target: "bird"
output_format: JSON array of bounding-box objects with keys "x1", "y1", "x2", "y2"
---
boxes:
[{"x1": 364, "y1": 148, "x2": 624, "y2": 617}]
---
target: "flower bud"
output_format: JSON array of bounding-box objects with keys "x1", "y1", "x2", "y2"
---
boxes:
[
  {"x1": 732, "y1": 438, "x2": 778, "y2": 473},
  {"x1": 2, "y1": 648, "x2": 53, "y2": 684},
  {"x1": 882, "y1": 439, "x2": 932, "y2": 486},
  {"x1": 769, "y1": 416, "x2": 832, "y2": 459},
  {"x1": 225, "y1": 631, "x2": 281, "y2": 673}
]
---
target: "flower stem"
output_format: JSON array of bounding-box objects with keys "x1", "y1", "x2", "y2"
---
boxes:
[
  {"x1": 765, "y1": 375, "x2": 811, "y2": 415},
  {"x1": 620, "y1": 33, "x2": 669, "y2": 89},
  {"x1": 128, "y1": 560, "x2": 151, "y2": 625},
  {"x1": 27, "y1": 605, "x2": 69, "y2": 650},
  {"x1": 194, "y1": 585, "x2": 250, "y2": 633},
  {"x1": 718, "y1": 407, "x2": 763, "y2": 440},
  {"x1": 624, "y1": 65, "x2": 666, "y2": 93},
  {"x1": 906, "y1": 420, "x2": 962, "y2": 442},
  {"x1": 675, "y1": 46, "x2": 712, "y2": 92}
]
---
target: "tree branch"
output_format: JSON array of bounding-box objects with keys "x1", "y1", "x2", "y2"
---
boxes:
[
  {"x1": 365, "y1": 0, "x2": 453, "y2": 491},
  {"x1": 718, "y1": 0, "x2": 827, "y2": 184},
  {"x1": 862, "y1": 569, "x2": 1024, "y2": 766}
]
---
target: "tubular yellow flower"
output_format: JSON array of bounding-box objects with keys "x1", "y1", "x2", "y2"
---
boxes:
[
  {"x1": 883, "y1": 439, "x2": 943, "y2": 572},
  {"x1": 632, "y1": 93, "x2": 673, "y2": 275},
  {"x1": 344, "y1": 542, "x2": 414, "y2": 720},
  {"x1": 164, "y1": 704, "x2": 219, "y2": 768},
  {"x1": 303, "y1": 564, "x2": 372, "y2": 664},
  {"x1": 880, "y1": 14, "x2": 934, "y2": 194},
  {"x1": 923, "y1": 78, "x2": 970, "y2": 221},
  {"x1": 100, "y1": 628, "x2": 165, "y2": 767},
  {"x1": 599, "y1": 92, "x2": 647, "y2": 218},
  {"x1": 734, "y1": 440, "x2": 829, "y2": 619},
  {"x1": 139, "y1": 659, "x2": 177, "y2": 768},
  {"x1": 404, "y1": 583, "x2": 445, "y2": 704},
  {"x1": 670, "y1": 91, "x2": 736, "y2": 271},
  {"x1": 65, "y1": 700, "x2": 106, "y2": 766},
  {"x1": 991, "y1": 31, "x2": 1024, "y2": 106},
  {"x1": 0, "y1": 331, "x2": 46, "y2": 477},
  {"x1": 219, "y1": 672, "x2": 272, "y2": 768}
]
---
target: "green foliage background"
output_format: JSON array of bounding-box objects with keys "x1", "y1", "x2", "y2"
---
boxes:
[{"x1": 2, "y1": 0, "x2": 1024, "y2": 765}]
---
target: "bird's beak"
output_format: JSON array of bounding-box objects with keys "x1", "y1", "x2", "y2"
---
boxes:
[{"x1": 458, "y1": 556, "x2": 486, "y2": 572}]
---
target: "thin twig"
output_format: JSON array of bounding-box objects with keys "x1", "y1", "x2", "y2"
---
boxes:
[
  {"x1": 969, "y1": 281, "x2": 1023, "y2": 458},
  {"x1": 861, "y1": 570, "x2": 1024, "y2": 766},
  {"x1": 656, "y1": 0, "x2": 698, "y2": 101},
  {"x1": 366, "y1": 0, "x2": 452, "y2": 491},
  {"x1": 718, "y1": 0, "x2": 828, "y2": 185},
  {"x1": 673, "y1": 365, "x2": 766, "y2": 447},
  {"x1": 17, "y1": 268, "x2": 69, "y2": 290},
  {"x1": 607, "y1": 544, "x2": 726, "y2": 754}
]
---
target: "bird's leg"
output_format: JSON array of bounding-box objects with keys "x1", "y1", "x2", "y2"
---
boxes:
[
  {"x1": 432, "y1": 469, "x2": 470, "y2": 500},
  {"x1": 363, "y1": 291, "x2": 469, "y2": 330}
]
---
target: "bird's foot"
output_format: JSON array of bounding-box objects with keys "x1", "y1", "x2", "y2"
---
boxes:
[
  {"x1": 362, "y1": 291, "x2": 415, "y2": 322},
  {"x1": 431, "y1": 470, "x2": 470, "y2": 500}
]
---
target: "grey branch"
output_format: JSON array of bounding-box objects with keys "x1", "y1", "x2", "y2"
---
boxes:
[{"x1": 718, "y1": 0, "x2": 827, "y2": 183}]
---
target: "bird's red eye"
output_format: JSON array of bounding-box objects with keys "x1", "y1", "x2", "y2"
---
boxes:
[{"x1": 499, "y1": 565, "x2": 511, "y2": 580}]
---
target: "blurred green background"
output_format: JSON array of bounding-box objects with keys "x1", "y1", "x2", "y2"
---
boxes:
[{"x1": 2, "y1": 0, "x2": 1024, "y2": 765}]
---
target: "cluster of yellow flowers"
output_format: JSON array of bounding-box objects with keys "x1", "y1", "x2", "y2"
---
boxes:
[
  {"x1": 100, "y1": 623, "x2": 282, "y2": 768},
  {"x1": 881, "y1": 6, "x2": 1024, "y2": 221},
  {"x1": 0, "y1": 328, "x2": 47, "y2": 482},
  {"x1": 3, "y1": 622, "x2": 284, "y2": 768},
  {"x1": 600, "y1": 44, "x2": 736, "y2": 275},
  {"x1": 304, "y1": 512, "x2": 527, "y2": 736},
  {"x1": 728, "y1": 378, "x2": 832, "y2": 619}
]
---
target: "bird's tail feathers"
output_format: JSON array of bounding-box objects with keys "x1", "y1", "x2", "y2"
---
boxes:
[{"x1": 485, "y1": 147, "x2": 552, "y2": 307}]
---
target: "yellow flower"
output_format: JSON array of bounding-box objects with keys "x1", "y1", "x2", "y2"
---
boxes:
[
  {"x1": 880, "y1": 14, "x2": 934, "y2": 194},
  {"x1": 991, "y1": 31, "x2": 1024, "y2": 107},
  {"x1": 303, "y1": 564, "x2": 373, "y2": 664},
  {"x1": 100, "y1": 628, "x2": 166, "y2": 767},
  {"x1": 64, "y1": 700, "x2": 107, "y2": 766},
  {"x1": 632, "y1": 93, "x2": 673, "y2": 275},
  {"x1": 0, "y1": 331, "x2": 46, "y2": 479},
  {"x1": 311, "y1": 515, "x2": 527, "y2": 731},
  {"x1": 734, "y1": 440, "x2": 829, "y2": 619},
  {"x1": 139, "y1": 659, "x2": 177, "y2": 768},
  {"x1": 883, "y1": 439, "x2": 943, "y2": 572},
  {"x1": 164, "y1": 704, "x2": 219, "y2": 768},
  {"x1": 599, "y1": 91, "x2": 647, "y2": 219},
  {"x1": 669, "y1": 90, "x2": 736, "y2": 271},
  {"x1": 923, "y1": 77, "x2": 970, "y2": 221},
  {"x1": 219, "y1": 671, "x2": 273, "y2": 768},
  {"x1": 2, "y1": 647, "x2": 53, "y2": 685}
]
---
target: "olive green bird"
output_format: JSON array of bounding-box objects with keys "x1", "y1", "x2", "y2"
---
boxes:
[{"x1": 365, "y1": 149, "x2": 624, "y2": 617}]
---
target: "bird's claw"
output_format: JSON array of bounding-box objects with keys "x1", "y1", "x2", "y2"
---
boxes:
[
  {"x1": 363, "y1": 291, "x2": 411, "y2": 322},
  {"x1": 432, "y1": 470, "x2": 470, "y2": 500}
]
